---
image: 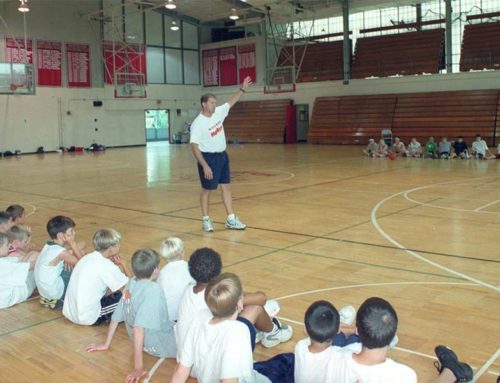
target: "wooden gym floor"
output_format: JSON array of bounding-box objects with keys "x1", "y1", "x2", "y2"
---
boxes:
[{"x1": 0, "y1": 142, "x2": 499, "y2": 382}]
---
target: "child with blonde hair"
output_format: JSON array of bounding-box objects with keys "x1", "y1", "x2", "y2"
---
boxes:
[{"x1": 157, "y1": 237, "x2": 195, "y2": 321}]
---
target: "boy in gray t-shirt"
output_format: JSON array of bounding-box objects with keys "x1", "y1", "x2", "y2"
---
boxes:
[{"x1": 86, "y1": 248, "x2": 176, "y2": 383}]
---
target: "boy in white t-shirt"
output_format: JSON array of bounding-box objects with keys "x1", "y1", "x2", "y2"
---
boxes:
[
  {"x1": 171, "y1": 272, "x2": 271, "y2": 383},
  {"x1": 5, "y1": 204, "x2": 26, "y2": 225},
  {"x1": 86, "y1": 248, "x2": 177, "y2": 383},
  {"x1": 63, "y1": 229, "x2": 131, "y2": 325},
  {"x1": 157, "y1": 237, "x2": 195, "y2": 321},
  {"x1": 176, "y1": 248, "x2": 291, "y2": 355},
  {"x1": 0, "y1": 232, "x2": 37, "y2": 309},
  {"x1": 6, "y1": 225, "x2": 38, "y2": 265},
  {"x1": 471, "y1": 134, "x2": 494, "y2": 159},
  {"x1": 407, "y1": 138, "x2": 422, "y2": 157},
  {"x1": 34, "y1": 216, "x2": 84, "y2": 309},
  {"x1": 328, "y1": 297, "x2": 473, "y2": 383}
]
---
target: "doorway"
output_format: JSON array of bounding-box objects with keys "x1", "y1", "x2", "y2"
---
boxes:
[
  {"x1": 145, "y1": 109, "x2": 169, "y2": 142},
  {"x1": 296, "y1": 104, "x2": 309, "y2": 142}
]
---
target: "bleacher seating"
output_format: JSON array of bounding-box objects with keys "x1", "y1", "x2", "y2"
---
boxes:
[
  {"x1": 460, "y1": 21, "x2": 500, "y2": 71},
  {"x1": 224, "y1": 99, "x2": 292, "y2": 144},
  {"x1": 351, "y1": 29, "x2": 445, "y2": 79},
  {"x1": 308, "y1": 95, "x2": 397, "y2": 144},
  {"x1": 274, "y1": 41, "x2": 346, "y2": 83},
  {"x1": 308, "y1": 90, "x2": 499, "y2": 145}
]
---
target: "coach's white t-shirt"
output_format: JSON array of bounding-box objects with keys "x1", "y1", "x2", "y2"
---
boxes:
[
  {"x1": 63, "y1": 251, "x2": 128, "y2": 325},
  {"x1": 190, "y1": 103, "x2": 230, "y2": 153},
  {"x1": 157, "y1": 260, "x2": 195, "y2": 321},
  {"x1": 176, "y1": 285, "x2": 209, "y2": 355},
  {"x1": 35, "y1": 242, "x2": 66, "y2": 300},
  {"x1": 294, "y1": 337, "x2": 362, "y2": 383},
  {"x1": 179, "y1": 308, "x2": 268, "y2": 383},
  {"x1": 328, "y1": 350, "x2": 417, "y2": 383}
]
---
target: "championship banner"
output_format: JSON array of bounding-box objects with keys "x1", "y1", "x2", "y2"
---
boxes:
[
  {"x1": 202, "y1": 48, "x2": 219, "y2": 87},
  {"x1": 103, "y1": 42, "x2": 146, "y2": 84},
  {"x1": 219, "y1": 46, "x2": 237, "y2": 86},
  {"x1": 36, "y1": 40, "x2": 62, "y2": 86},
  {"x1": 237, "y1": 44, "x2": 256, "y2": 83},
  {"x1": 66, "y1": 43, "x2": 90, "y2": 87},
  {"x1": 5, "y1": 37, "x2": 33, "y2": 64}
]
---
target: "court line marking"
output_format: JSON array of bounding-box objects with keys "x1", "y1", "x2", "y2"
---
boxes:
[
  {"x1": 371, "y1": 185, "x2": 500, "y2": 293},
  {"x1": 144, "y1": 357, "x2": 165, "y2": 383},
  {"x1": 0, "y1": 316, "x2": 63, "y2": 338},
  {"x1": 473, "y1": 348, "x2": 500, "y2": 382},
  {"x1": 474, "y1": 199, "x2": 500, "y2": 212}
]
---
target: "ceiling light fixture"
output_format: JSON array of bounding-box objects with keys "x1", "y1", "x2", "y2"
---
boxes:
[
  {"x1": 170, "y1": 20, "x2": 179, "y2": 31},
  {"x1": 165, "y1": 0, "x2": 176, "y2": 10},
  {"x1": 18, "y1": 0, "x2": 29, "y2": 13},
  {"x1": 229, "y1": 8, "x2": 239, "y2": 20}
]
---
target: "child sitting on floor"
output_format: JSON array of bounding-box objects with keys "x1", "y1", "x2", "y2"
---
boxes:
[
  {"x1": 0, "y1": 232, "x2": 37, "y2": 309},
  {"x1": 157, "y1": 237, "x2": 195, "y2": 322},
  {"x1": 0, "y1": 212, "x2": 13, "y2": 234},
  {"x1": 6, "y1": 204, "x2": 26, "y2": 225},
  {"x1": 86, "y1": 248, "x2": 176, "y2": 383},
  {"x1": 6, "y1": 225, "x2": 38, "y2": 265},
  {"x1": 34, "y1": 216, "x2": 84, "y2": 309},
  {"x1": 63, "y1": 229, "x2": 131, "y2": 325}
]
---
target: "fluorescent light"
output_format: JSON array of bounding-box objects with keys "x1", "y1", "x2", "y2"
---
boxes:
[
  {"x1": 165, "y1": 0, "x2": 176, "y2": 10},
  {"x1": 170, "y1": 20, "x2": 179, "y2": 31},
  {"x1": 18, "y1": 0, "x2": 29, "y2": 12},
  {"x1": 229, "y1": 8, "x2": 239, "y2": 20}
]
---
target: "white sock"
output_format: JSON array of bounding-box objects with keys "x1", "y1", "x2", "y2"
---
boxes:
[
  {"x1": 227, "y1": 213, "x2": 235, "y2": 221},
  {"x1": 203, "y1": 216, "x2": 210, "y2": 221},
  {"x1": 271, "y1": 322, "x2": 279, "y2": 333}
]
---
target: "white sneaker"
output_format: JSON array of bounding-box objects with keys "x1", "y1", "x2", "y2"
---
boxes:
[
  {"x1": 255, "y1": 331, "x2": 265, "y2": 344},
  {"x1": 263, "y1": 299, "x2": 280, "y2": 317},
  {"x1": 202, "y1": 217, "x2": 214, "y2": 232},
  {"x1": 339, "y1": 305, "x2": 356, "y2": 326},
  {"x1": 225, "y1": 215, "x2": 246, "y2": 230},
  {"x1": 261, "y1": 318, "x2": 293, "y2": 348}
]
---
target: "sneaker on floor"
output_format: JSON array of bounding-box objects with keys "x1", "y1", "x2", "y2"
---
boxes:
[
  {"x1": 434, "y1": 345, "x2": 473, "y2": 382},
  {"x1": 202, "y1": 217, "x2": 214, "y2": 232},
  {"x1": 255, "y1": 331, "x2": 265, "y2": 344},
  {"x1": 40, "y1": 296, "x2": 58, "y2": 309},
  {"x1": 261, "y1": 318, "x2": 293, "y2": 348},
  {"x1": 225, "y1": 215, "x2": 246, "y2": 230},
  {"x1": 264, "y1": 299, "x2": 280, "y2": 317},
  {"x1": 339, "y1": 305, "x2": 356, "y2": 326}
]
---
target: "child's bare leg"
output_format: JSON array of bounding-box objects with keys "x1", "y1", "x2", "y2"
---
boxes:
[
  {"x1": 243, "y1": 291, "x2": 267, "y2": 306},
  {"x1": 240, "y1": 305, "x2": 273, "y2": 332},
  {"x1": 427, "y1": 368, "x2": 456, "y2": 383}
]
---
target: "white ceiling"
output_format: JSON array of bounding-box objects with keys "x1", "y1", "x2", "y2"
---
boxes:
[{"x1": 147, "y1": 0, "x2": 436, "y2": 25}]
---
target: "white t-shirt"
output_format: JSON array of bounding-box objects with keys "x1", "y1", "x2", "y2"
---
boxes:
[
  {"x1": 0, "y1": 256, "x2": 32, "y2": 309},
  {"x1": 190, "y1": 103, "x2": 230, "y2": 153},
  {"x1": 179, "y1": 308, "x2": 262, "y2": 383},
  {"x1": 408, "y1": 141, "x2": 421, "y2": 153},
  {"x1": 328, "y1": 350, "x2": 417, "y2": 383},
  {"x1": 294, "y1": 337, "x2": 362, "y2": 383},
  {"x1": 157, "y1": 260, "x2": 195, "y2": 321},
  {"x1": 34, "y1": 242, "x2": 66, "y2": 300},
  {"x1": 176, "y1": 285, "x2": 208, "y2": 354},
  {"x1": 63, "y1": 251, "x2": 128, "y2": 325},
  {"x1": 472, "y1": 140, "x2": 488, "y2": 156}
]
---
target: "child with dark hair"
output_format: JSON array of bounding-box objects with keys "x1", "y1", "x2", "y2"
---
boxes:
[
  {"x1": 86, "y1": 248, "x2": 176, "y2": 383},
  {"x1": 328, "y1": 297, "x2": 473, "y2": 383},
  {"x1": 5, "y1": 204, "x2": 25, "y2": 224},
  {"x1": 0, "y1": 212, "x2": 13, "y2": 233},
  {"x1": 176, "y1": 247, "x2": 291, "y2": 354},
  {"x1": 34, "y1": 216, "x2": 84, "y2": 309}
]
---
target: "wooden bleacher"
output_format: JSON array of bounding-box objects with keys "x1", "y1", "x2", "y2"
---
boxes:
[
  {"x1": 308, "y1": 90, "x2": 499, "y2": 145},
  {"x1": 224, "y1": 99, "x2": 291, "y2": 144},
  {"x1": 275, "y1": 41, "x2": 346, "y2": 83},
  {"x1": 308, "y1": 95, "x2": 397, "y2": 144},
  {"x1": 351, "y1": 29, "x2": 445, "y2": 79},
  {"x1": 460, "y1": 21, "x2": 500, "y2": 72}
]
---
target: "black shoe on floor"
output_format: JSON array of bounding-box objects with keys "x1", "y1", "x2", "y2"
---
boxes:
[{"x1": 434, "y1": 345, "x2": 473, "y2": 382}]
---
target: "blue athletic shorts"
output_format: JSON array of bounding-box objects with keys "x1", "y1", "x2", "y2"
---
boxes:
[
  {"x1": 237, "y1": 316, "x2": 257, "y2": 351},
  {"x1": 197, "y1": 151, "x2": 230, "y2": 190}
]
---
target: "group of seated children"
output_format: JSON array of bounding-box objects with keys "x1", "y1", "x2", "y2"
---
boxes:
[
  {"x1": 1, "y1": 208, "x2": 475, "y2": 383},
  {"x1": 364, "y1": 134, "x2": 500, "y2": 160}
]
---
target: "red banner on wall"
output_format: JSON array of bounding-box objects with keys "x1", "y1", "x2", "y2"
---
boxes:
[
  {"x1": 5, "y1": 37, "x2": 33, "y2": 64},
  {"x1": 103, "y1": 42, "x2": 147, "y2": 84},
  {"x1": 219, "y1": 46, "x2": 238, "y2": 86},
  {"x1": 66, "y1": 43, "x2": 91, "y2": 88},
  {"x1": 36, "y1": 40, "x2": 62, "y2": 86},
  {"x1": 238, "y1": 44, "x2": 256, "y2": 83},
  {"x1": 202, "y1": 49, "x2": 219, "y2": 87}
]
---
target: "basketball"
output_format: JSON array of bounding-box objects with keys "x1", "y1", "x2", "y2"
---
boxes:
[{"x1": 389, "y1": 152, "x2": 397, "y2": 160}]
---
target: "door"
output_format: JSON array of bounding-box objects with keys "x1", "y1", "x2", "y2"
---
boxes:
[
  {"x1": 145, "y1": 109, "x2": 169, "y2": 142},
  {"x1": 296, "y1": 104, "x2": 309, "y2": 142}
]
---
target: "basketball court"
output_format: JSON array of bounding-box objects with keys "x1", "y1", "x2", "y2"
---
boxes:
[{"x1": 0, "y1": 143, "x2": 499, "y2": 382}]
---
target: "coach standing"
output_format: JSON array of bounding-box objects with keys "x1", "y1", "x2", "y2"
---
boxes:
[{"x1": 190, "y1": 76, "x2": 252, "y2": 232}]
